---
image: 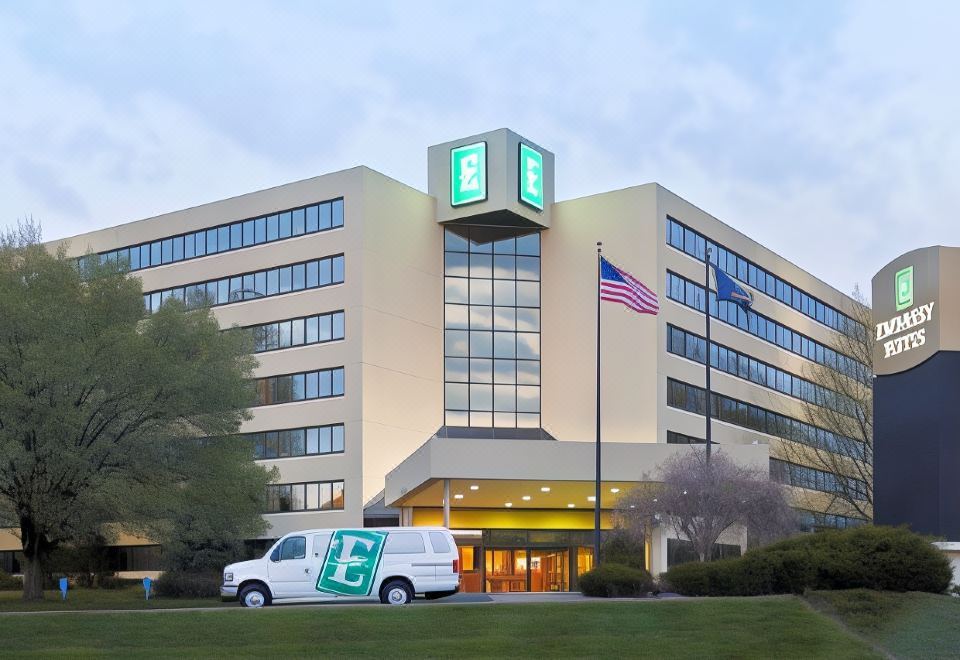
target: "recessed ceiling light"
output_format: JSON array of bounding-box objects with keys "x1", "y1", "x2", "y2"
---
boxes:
[
  {"x1": 521, "y1": 495, "x2": 531, "y2": 501},
  {"x1": 610, "y1": 487, "x2": 620, "y2": 493},
  {"x1": 453, "y1": 494, "x2": 464, "y2": 500},
  {"x1": 540, "y1": 487, "x2": 551, "y2": 493},
  {"x1": 567, "y1": 503, "x2": 575, "y2": 508},
  {"x1": 587, "y1": 496, "x2": 596, "y2": 502},
  {"x1": 470, "y1": 485, "x2": 480, "y2": 491},
  {"x1": 504, "y1": 502, "x2": 513, "y2": 508}
]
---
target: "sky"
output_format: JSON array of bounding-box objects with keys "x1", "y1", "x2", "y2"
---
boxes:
[{"x1": 2, "y1": 1, "x2": 958, "y2": 298}]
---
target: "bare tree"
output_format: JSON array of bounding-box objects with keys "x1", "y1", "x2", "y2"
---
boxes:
[
  {"x1": 617, "y1": 448, "x2": 797, "y2": 563},
  {"x1": 778, "y1": 286, "x2": 873, "y2": 521}
]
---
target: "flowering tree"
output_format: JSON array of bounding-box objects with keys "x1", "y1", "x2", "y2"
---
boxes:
[{"x1": 617, "y1": 448, "x2": 797, "y2": 563}]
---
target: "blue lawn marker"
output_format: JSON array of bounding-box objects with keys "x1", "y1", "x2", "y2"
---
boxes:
[
  {"x1": 59, "y1": 577, "x2": 68, "y2": 601},
  {"x1": 143, "y1": 576, "x2": 152, "y2": 601}
]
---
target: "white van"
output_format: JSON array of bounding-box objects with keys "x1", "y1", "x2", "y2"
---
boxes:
[{"x1": 221, "y1": 527, "x2": 460, "y2": 607}]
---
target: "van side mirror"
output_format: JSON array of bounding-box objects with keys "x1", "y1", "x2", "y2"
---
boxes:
[{"x1": 270, "y1": 547, "x2": 280, "y2": 562}]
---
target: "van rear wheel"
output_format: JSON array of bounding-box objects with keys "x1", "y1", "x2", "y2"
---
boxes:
[{"x1": 380, "y1": 580, "x2": 413, "y2": 605}]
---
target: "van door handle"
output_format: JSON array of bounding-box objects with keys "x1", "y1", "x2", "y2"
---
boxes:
[{"x1": 304, "y1": 568, "x2": 311, "y2": 574}]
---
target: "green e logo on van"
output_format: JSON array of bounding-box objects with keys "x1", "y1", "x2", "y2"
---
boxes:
[{"x1": 316, "y1": 530, "x2": 387, "y2": 597}]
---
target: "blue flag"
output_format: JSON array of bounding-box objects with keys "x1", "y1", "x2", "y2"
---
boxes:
[{"x1": 713, "y1": 265, "x2": 753, "y2": 309}]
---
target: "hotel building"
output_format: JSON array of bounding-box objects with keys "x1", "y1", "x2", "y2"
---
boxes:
[{"x1": 0, "y1": 129, "x2": 871, "y2": 591}]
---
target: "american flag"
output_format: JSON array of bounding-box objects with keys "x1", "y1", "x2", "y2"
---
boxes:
[{"x1": 600, "y1": 256, "x2": 659, "y2": 315}]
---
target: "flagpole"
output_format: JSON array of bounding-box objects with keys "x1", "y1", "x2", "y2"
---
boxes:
[
  {"x1": 595, "y1": 241, "x2": 603, "y2": 567},
  {"x1": 705, "y1": 248, "x2": 712, "y2": 462}
]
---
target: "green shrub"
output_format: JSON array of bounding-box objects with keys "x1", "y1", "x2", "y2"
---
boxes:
[
  {"x1": 153, "y1": 571, "x2": 221, "y2": 598},
  {"x1": 0, "y1": 571, "x2": 23, "y2": 591},
  {"x1": 579, "y1": 562, "x2": 654, "y2": 597},
  {"x1": 664, "y1": 526, "x2": 952, "y2": 597},
  {"x1": 601, "y1": 531, "x2": 646, "y2": 570}
]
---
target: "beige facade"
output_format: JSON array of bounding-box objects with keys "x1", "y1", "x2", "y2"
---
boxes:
[
  {"x1": 43, "y1": 166, "x2": 445, "y2": 539},
  {"x1": 1, "y1": 130, "x2": 870, "y2": 583}
]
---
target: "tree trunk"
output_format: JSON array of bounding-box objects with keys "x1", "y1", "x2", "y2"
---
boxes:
[
  {"x1": 21, "y1": 554, "x2": 45, "y2": 601},
  {"x1": 19, "y1": 517, "x2": 49, "y2": 601}
]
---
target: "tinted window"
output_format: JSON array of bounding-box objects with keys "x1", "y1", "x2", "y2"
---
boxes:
[
  {"x1": 429, "y1": 531, "x2": 451, "y2": 554},
  {"x1": 384, "y1": 532, "x2": 426, "y2": 554},
  {"x1": 279, "y1": 536, "x2": 306, "y2": 561}
]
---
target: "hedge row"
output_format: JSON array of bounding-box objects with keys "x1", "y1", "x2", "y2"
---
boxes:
[
  {"x1": 579, "y1": 563, "x2": 654, "y2": 597},
  {"x1": 153, "y1": 570, "x2": 221, "y2": 598},
  {"x1": 0, "y1": 571, "x2": 23, "y2": 591},
  {"x1": 664, "y1": 526, "x2": 951, "y2": 596}
]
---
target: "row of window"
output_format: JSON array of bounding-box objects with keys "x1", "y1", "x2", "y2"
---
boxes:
[
  {"x1": 444, "y1": 383, "x2": 541, "y2": 414},
  {"x1": 247, "y1": 424, "x2": 345, "y2": 459},
  {"x1": 444, "y1": 330, "x2": 540, "y2": 361},
  {"x1": 444, "y1": 278, "x2": 541, "y2": 308},
  {"x1": 444, "y1": 252, "x2": 541, "y2": 281},
  {"x1": 265, "y1": 480, "x2": 344, "y2": 513},
  {"x1": 770, "y1": 458, "x2": 868, "y2": 500},
  {"x1": 667, "y1": 217, "x2": 862, "y2": 335},
  {"x1": 666, "y1": 378, "x2": 866, "y2": 460},
  {"x1": 143, "y1": 254, "x2": 344, "y2": 313},
  {"x1": 273, "y1": 532, "x2": 449, "y2": 564},
  {"x1": 254, "y1": 367, "x2": 344, "y2": 406},
  {"x1": 445, "y1": 357, "x2": 540, "y2": 385},
  {"x1": 796, "y1": 508, "x2": 867, "y2": 531},
  {"x1": 444, "y1": 410, "x2": 541, "y2": 429},
  {"x1": 445, "y1": 305, "x2": 539, "y2": 333},
  {"x1": 444, "y1": 228, "x2": 540, "y2": 256},
  {"x1": 249, "y1": 311, "x2": 345, "y2": 353},
  {"x1": 91, "y1": 198, "x2": 344, "y2": 273},
  {"x1": 666, "y1": 272, "x2": 868, "y2": 383},
  {"x1": 666, "y1": 325, "x2": 856, "y2": 416},
  {"x1": 666, "y1": 431, "x2": 707, "y2": 444}
]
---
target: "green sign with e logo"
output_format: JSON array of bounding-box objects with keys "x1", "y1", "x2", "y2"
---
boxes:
[
  {"x1": 895, "y1": 266, "x2": 913, "y2": 311},
  {"x1": 450, "y1": 142, "x2": 487, "y2": 206},
  {"x1": 316, "y1": 529, "x2": 387, "y2": 597},
  {"x1": 518, "y1": 143, "x2": 544, "y2": 210}
]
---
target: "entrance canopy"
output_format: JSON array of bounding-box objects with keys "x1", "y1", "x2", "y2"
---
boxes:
[{"x1": 385, "y1": 435, "x2": 770, "y2": 514}]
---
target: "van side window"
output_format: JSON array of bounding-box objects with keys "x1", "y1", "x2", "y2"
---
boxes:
[
  {"x1": 429, "y1": 531, "x2": 451, "y2": 554},
  {"x1": 313, "y1": 533, "x2": 332, "y2": 558},
  {"x1": 279, "y1": 536, "x2": 306, "y2": 561},
  {"x1": 383, "y1": 532, "x2": 426, "y2": 554}
]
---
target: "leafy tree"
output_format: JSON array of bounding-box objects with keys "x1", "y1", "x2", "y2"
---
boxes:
[
  {"x1": 0, "y1": 222, "x2": 273, "y2": 599},
  {"x1": 617, "y1": 448, "x2": 797, "y2": 564},
  {"x1": 156, "y1": 435, "x2": 272, "y2": 573},
  {"x1": 779, "y1": 286, "x2": 873, "y2": 521}
]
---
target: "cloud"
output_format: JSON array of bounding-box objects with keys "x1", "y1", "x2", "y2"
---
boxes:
[{"x1": 0, "y1": 0, "x2": 958, "y2": 295}]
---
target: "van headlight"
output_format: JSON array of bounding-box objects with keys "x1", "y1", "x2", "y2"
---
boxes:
[{"x1": 224, "y1": 572, "x2": 234, "y2": 583}]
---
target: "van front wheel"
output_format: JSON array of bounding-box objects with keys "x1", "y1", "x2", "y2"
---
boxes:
[
  {"x1": 380, "y1": 580, "x2": 413, "y2": 605},
  {"x1": 239, "y1": 584, "x2": 272, "y2": 608}
]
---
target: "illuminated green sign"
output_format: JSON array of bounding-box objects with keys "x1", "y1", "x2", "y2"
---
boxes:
[
  {"x1": 518, "y1": 143, "x2": 544, "y2": 210},
  {"x1": 450, "y1": 142, "x2": 486, "y2": 206},
  {"x1": 895, "y1": 266, "x2": 914, "y2": 311},
  {"x1": 316, "y1": 529, "x2": 387, "y2": 597}
]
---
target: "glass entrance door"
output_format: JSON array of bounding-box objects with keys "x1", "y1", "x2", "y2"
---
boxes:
[
  {"x1": 484, "y1": 549, "x2": 527, "y2": 592},
  {"x1": 484, "y1": 547, "x2": 571, "y2": 592},
  {"x1": 530, "y1": 549, "x2": 568, "y2": 592}
]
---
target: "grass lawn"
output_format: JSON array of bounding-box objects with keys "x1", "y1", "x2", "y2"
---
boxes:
[
  {"x1": 807, "y1": 589, "x2": 960, "y2": 659},
  {"x1": 0, "y1": 597, "x2": 877, "y2": 658},
  {"x1": 0, "y1": 586, "x2": 227, "y2": 612}
]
